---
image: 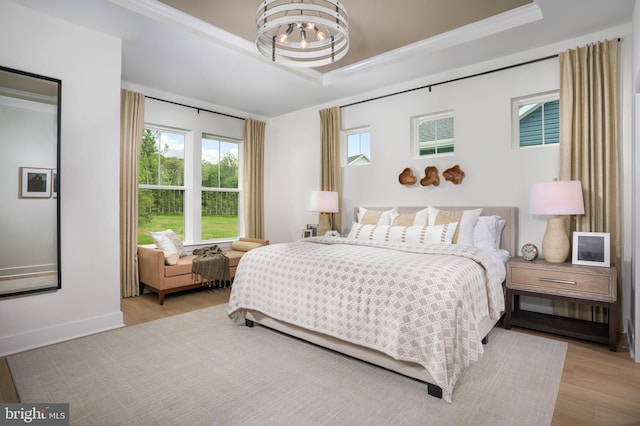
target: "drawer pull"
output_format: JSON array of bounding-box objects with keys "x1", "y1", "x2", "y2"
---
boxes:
[{"x1": 538, "y1": 277, "x2": 577, "y2": 285}]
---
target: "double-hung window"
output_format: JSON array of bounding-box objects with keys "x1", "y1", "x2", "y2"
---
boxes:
[
  {"x1": 137, "y1": 127, "x2": 242, "y2": 246},
  {"x1": 138, "y1": 127, "x2": 185, "y2": 245},
  {"x1": 201, "y1": 135, "x2": 240, "y2": 240}
]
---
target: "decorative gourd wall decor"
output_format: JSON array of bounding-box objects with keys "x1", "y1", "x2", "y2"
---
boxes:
[
  {"x1": 420, "y1": 166, "x2": 440, "y2": 186},
  {"x1": 398, "y1": 167, "x2": 417, "y2": 185},
  {"x1": 443, "y1": 165, "x2": 465, "y2": 184}
]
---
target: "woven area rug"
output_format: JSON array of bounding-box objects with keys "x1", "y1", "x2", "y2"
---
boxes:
[{"x1": 8, "y1": 304, "x2": 567, "y2": 425}]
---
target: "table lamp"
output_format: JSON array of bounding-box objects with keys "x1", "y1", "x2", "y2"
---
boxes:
[
  {"x1": 309, "y1": 190, "x2": 339, "y2": 236},
  {"x1": 530, "y1": 180, "x2": 585, "y2": 263}
]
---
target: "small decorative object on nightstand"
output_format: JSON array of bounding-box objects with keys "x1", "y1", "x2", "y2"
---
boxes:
[
  {"x1": 521, "y1": 243, "x2": 539, "y2": 261},
  {"x1": 504, "y1": 257, "x2": 617, "y2": 351}
]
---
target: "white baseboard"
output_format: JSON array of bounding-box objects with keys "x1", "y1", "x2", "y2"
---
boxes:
[{"x1": 0, "y1": 311, "x2": 124, "y2": 357}]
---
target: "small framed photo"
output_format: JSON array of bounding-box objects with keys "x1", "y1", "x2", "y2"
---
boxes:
[
  {"x1": 572, "y1": 232, "x2": 610, "y2": 267},
  {"x1": 306, "y1": 224, "x2": 317, "y2": 237},
  {"x1": 19, "y1": 167, "x2": 52, "y2": 198},
  {"x1": 302, "y1": 229, "x2": 313, "y2": 238}
]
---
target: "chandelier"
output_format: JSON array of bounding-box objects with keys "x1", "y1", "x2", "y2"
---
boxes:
[{"x1": 256, "y1": 0, "x2": 349, "y2": 68}]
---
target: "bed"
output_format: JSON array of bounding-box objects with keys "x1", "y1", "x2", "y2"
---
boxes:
[{"x1": 228, "y1": 206, "x2": 518, "y2": 402}]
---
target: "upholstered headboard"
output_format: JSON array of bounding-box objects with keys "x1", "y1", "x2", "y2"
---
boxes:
[{"x1": 354, "y1": 206, "x2": 519, "y2": 256}]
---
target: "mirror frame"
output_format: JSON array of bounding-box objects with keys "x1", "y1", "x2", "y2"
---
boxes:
[{"x1": 0, "y1": 65, "x2": 61, "y2": 298}]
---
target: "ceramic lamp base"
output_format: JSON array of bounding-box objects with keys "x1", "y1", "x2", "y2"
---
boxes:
[
  {"x1": 317, "y1": 213, "x2": 331, "y2": 237},
  {"x1": 542, "y1": 216, "x2": 570, "y2": 263}
]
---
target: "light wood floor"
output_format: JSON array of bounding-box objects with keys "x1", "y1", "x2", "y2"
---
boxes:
[{"x1": 1, "y1": 287, "x2": 639, "y2": 425}]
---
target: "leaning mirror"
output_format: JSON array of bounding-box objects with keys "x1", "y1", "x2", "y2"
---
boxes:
[{"x1": 0, "y1": 65, "x2": 61, "y2": 297}]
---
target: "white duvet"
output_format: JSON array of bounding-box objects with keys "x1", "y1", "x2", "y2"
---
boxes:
[{"x1": 228, "y1": 236, "x2": 506, "y2": 402}]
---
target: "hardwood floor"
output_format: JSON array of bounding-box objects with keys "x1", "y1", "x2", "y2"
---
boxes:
[{"x1": 1, "y1": 287, "x2": 639, "y2": 425}]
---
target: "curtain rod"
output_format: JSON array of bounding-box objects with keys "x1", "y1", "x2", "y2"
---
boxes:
[
  {"x1": 145, "y1": 95, "x2": 245, "y2": 121},
  {"x1": 341, "y1": 37, "x2": 622, "y2": 109},
  {"x1": 340, "y1": 54, "x2": 560, "y2": 109}
]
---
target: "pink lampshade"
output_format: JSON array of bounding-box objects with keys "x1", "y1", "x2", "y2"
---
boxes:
[
  {"x1": 530, "y1": 180, "x2": 585, "y2": 215},
  {"x1": 309, "y1": 190, "x2": 339, "y2": 213}
]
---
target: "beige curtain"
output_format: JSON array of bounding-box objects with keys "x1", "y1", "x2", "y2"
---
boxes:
[
  {"x1": 556, "y1": 39, "x2": 620, "y2": 323},
  {"x1": 243, "y1": 119, "x2": 266, "y2": 239},
  {"x1": 120, "y1": 90, "x2": 145, "y2": 298},
  {"x1": 319, "y1": 107, "x2": 342, "y2": 232}
]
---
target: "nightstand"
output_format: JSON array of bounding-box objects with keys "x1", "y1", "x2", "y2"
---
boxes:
[{"x1": 504, "y1": 257, "x2": 617, "y2": 351}]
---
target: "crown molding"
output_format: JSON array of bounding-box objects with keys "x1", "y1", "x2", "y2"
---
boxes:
[{"x1": 322, "y1": 2, "x2": 543, "y2": 85}]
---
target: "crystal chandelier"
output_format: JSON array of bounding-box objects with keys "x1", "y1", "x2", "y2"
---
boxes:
[{"x1": 256, "y1": 0, "x2": 349, "y2": 68}]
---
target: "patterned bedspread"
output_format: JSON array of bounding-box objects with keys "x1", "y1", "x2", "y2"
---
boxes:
[{"x1": 228, "y1": 236, "x2": 505, "y2": 402}]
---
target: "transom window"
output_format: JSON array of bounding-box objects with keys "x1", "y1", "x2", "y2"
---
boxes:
[
  {"x1": 344, "y1": 128, "x2": 371, "y2": 165},
  {"x1": 411, "y1": 111, "x2": 454, "y2": 157},
  {"x1": 512, "y1": 92, "x2": 560, "y2": 148}
]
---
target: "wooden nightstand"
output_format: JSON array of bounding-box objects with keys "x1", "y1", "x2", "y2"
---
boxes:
[{"x1": 504, "y1": 257, "x2": 617, "y2": 351}]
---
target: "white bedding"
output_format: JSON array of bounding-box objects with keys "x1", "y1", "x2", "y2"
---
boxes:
[{"x1": 228, "y1": 236, "x2": 506, "y2": 402}]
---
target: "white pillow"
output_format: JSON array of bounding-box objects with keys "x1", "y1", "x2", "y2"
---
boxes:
[
  {"x1": 347, "y1": 222, "x2": 458, "y2": 244},
  {"x1": 389, "y1": 207, "x2": 430, "y2": 226},
  {"x1": 357, "y1": 207, "x2": 397, "y2": 225},
  {"x1": 473, "y1": 216, "x2": 500, "y2": 250},
  {"x1": 165, "y1": 229, "x2": 186, "y2": 257},
  {"x1": 428, "y1": 207, "x2": 482, "y2": 246},
  {"x1": 151, "y1": 229, "x2": 187, "y2": 257}
]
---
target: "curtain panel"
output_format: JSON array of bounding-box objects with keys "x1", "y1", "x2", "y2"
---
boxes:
[
  {"x1": 119, "y1": 90, "x2": 145, "y2": 298},
  {"x1": 557, "y1": 38, "x2": 621, "y2": 323},
  {"x1": 243, "y1": 119, "x2": 266, "y2": 239},
  {"x1": 319, "y1": 107, "x2": 342, "y2": 232}
]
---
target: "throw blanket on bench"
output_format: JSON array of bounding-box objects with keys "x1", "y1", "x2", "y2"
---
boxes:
[{"x1": 192, "y1": 245, "x2": 230, "y2": 286}]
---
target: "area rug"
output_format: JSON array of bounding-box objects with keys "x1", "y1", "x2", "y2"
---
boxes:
[{"x1": 8, "y1": 304, "x2": 567, "y2": 425}]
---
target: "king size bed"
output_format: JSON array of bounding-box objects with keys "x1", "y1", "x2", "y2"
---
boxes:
[{"x1": 228, "y1": 206, "x2": 518, "y2": 402}]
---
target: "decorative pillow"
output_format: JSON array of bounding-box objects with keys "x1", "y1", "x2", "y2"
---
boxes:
[
  {"x1": 473, "y1": 215, "x2": 503, "y2": 250},
  {"x1": 164, "y1": 229, "x2": 186, "y2": 257},
  {"x1": 357, "y1": 207, "x2": 397, "y2": 225},
  {"x1": 428, "y1": 207, "x2": 482, "y2": 246},
  {"x1": 390, "y1": 207, "x2": 429, "y2": 226},
  {"x1": 150, "y1": 230, "x2": 184, "y2": 265},
  {"x1": 230, "y1": 240, "x2": 264, "y2": 252},
  {"x1": 347, "y1": 222, "x2": 458, "y2": 244}
]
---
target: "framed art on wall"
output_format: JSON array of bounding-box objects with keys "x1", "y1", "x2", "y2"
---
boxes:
[
  {"x1": 572, "y1": 231, "x2": 610, "y2": 267},
  {"x1": 19, "y1": 167, "x2": 52, "y2": 198}
]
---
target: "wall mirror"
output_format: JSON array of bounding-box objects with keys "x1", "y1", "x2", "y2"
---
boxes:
[{"x1": 0, "y1": 65, "x2": 61, "y2": 298}]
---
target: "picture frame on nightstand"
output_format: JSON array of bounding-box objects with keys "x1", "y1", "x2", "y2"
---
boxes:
[{"x1": 572, "y1": 231, "x2": 610, "y2": 267}]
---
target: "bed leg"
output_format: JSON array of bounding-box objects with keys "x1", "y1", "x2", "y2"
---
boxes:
[
  {"x1": 245, "y1": 319, "x2": 254, "y2": 327},
  {"x1": 427, "y1": 383, "x2": 443, "y2": 399},
  {"x1": 482, "y1": 335, "x2": 489, "y2": 344}
]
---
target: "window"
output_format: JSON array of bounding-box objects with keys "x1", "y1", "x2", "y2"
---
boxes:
[
  {"x1": 344, "y1": 128, "x2": 371, "y2": 165},
  {"x1": 512, "y1": 92, "x2": 559, "y2": 147},
  {"x1": 138, "y1": 127, "x2": 185, "y2": 245},
  {"x1": 411, "y1": 111, "x2": 454, "y2": 157},
  {"x1": 201, "y1": 135, "x2": 240, "y2": 241},
  {"x1": 137, "y1": 127, "x2": 242, "y2": 246}
]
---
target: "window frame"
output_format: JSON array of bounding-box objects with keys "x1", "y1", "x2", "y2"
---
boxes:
[
  {"x1": 343, "y1": 126, "x2": 371, "y2": 166},
  {"x1": 512, "y1": 91, "x2": 560, "y2": 149},
  {"x1": 410, "y1": 110, "x2": 455, "y2": 158},
  {"x1": 200, "y1": 134, "x2": 243, "y2": 242},
  {"x1": 138, "y1": 124, "x2": 244, "y2": 246}
]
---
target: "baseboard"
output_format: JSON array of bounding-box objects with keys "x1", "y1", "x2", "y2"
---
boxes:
[{"x1": 0, "y1": 311, "x2": 124, "y2": 357}]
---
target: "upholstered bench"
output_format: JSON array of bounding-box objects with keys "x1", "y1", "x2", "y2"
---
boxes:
[{"x1": 137, "y1": 237, "x2": 268, "y2": 305}]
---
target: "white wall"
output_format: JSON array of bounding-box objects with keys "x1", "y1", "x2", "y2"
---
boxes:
[
  {"x1": 264, "y1": 25, "x2": 635, "y2": 341},
  {"x1": 631, "y1": 0, "x2": 640, "y2": 360},
  {"x1": 0, "y1": 1, "x2": 123, "y2": 356}
]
